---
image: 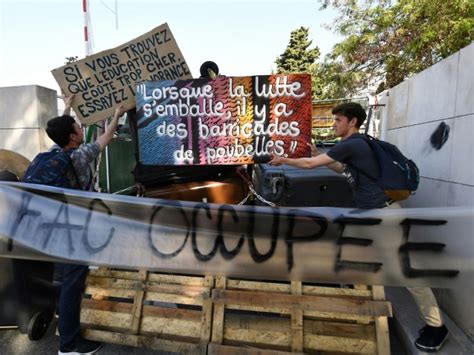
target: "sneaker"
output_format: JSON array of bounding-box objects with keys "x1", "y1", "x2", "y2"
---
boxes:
[
  {"x1": 415, "y1": 325, "x2": 448, "y2": 352},
  {"x1": 419, "y1": 324, "x2": 430, "y2": 335},
  {"x1": 58, "y1": 338, "x2": 103, "y2": 355}
]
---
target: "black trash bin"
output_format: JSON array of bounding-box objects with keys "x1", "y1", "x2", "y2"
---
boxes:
[{"x1": 0, "y1": 258, "x2": 56, "y2": 340}]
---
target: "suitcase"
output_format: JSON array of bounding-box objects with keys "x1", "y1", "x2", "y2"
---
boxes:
[
  {"x1": 253, "y1": 164, "x2": 353, "y2": 207},
  {"x1": 0, "y1": 258, "x2": 55, "y2": 340}
]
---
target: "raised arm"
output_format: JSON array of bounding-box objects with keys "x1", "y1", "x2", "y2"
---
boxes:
[
  {"x1": 96, "y1": 105, "x2": 127, "y2": 151},
  {"x1": 62, "y1": 95, "x2": 75, "y2": 116}
]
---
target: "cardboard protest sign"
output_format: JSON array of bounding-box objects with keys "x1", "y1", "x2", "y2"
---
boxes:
[
  {"x1": 52, "y1": 23, "x2": 192, "y2": 126},
  {"x1": 135, "y1": 74, "x2": 312, "y2": 165}
]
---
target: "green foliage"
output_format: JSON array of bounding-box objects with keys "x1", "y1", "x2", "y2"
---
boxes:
[
  {"x1": 275, "y1": 27, "x2": 320, "y2": 74},
  {"x1": 319, "y1": 0, "x2": 474, "y2": 93}
]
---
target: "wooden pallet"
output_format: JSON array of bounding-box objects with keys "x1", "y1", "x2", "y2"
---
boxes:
[{"x1": 80, "y1": 269, "x2": 392, "y2": 354}]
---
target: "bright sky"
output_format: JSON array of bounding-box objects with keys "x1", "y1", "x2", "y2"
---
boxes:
[{"x1": 0, "y1": 0, "x2": 340, "y2": 94}]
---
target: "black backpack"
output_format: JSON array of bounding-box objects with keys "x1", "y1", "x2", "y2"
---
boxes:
[
  {"x1": 349, "y1": 135, "x2": 419, "y2": 201},
  {"x1": 23, "y1": 148, "x2": 80, "y2": 189}
]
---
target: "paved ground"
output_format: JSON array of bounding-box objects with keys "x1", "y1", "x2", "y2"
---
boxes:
[
  {"x1": 0, "y1": 318, "x2": 171, "y2": 355},
  {"x1": 385, "y1": 287, "x2": 473, "y2": 355}
]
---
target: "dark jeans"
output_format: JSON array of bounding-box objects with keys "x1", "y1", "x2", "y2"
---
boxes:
[{"x1": 57, "y1": 263, "x2": 89, "y2": 348}]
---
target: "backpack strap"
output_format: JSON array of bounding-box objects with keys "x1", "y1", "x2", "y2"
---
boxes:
[
  {"x1": 345, "y1": 134, "x2": 379, "y2": 182},
  {"x1": 64, "y1": 149, "x2": 82, "y2": 189}
]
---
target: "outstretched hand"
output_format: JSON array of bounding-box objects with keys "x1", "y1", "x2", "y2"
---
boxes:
[
  {"x1": 114, "y1": 105, "x2": 127, "y2": 118},
  {"x1": 63, "y1": 94, "x2": 75, "y2": 108},
  {"x1": 62, "y1": 94, "x2": 75, "y2": 115},
  {"x1": 268, "y1": 155, "x2": 284, "y2": 166},
  {"x1": 307, "y1": 142, "x2": 319, "y2": 157}
]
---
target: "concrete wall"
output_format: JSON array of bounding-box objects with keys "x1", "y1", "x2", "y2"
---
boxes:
[
  {"x1": 0, "y1": 85, "x2": 57, "y2": 161},
  {"x1": 380, "y1": 42, "x2": 474, "y2": 340}
]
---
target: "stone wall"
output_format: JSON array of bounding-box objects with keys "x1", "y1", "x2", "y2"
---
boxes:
[
  {"x1": 379, "y1": 42, "x2": 474, "y2": 340},
  {"x1": 0, "y1": 85, "x2": 57, "y2": 161}
]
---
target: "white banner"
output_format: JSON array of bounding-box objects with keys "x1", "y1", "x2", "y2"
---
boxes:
[{"x1": 0, "y1": 182, "x2": 472, "y2": 288}]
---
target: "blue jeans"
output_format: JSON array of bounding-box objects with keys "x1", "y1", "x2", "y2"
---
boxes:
[{"x1": 57, "y1": 264, "x2": 89, "y2": 348}]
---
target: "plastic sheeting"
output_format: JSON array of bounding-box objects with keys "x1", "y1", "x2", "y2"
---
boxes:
[{"x1": 0, "y1": 181, "x2": 472, "y2": 288}]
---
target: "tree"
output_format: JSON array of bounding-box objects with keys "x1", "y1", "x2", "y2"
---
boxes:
[
  {"x1": 311, "y1": 60, "x2": 362, "y2": 99},
  {"x1": 319, "y1": 0, "x2": 474, "y2": 93},
  {"x1": 275, "y1": 27, "x2": 320, "y2": 74}
]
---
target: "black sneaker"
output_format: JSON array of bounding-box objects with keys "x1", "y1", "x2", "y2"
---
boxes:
[
  {"x1": 418, "y1": 324, "x2": 430, "y2": 335},
  {"x1": 415, "y1": 325, "x2": 448, "y2": 352},
  {"x1": 58, "y1": 338, "x2": 103, "y2": 355}
]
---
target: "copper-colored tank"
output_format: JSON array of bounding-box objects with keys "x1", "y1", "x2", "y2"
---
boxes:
[
  {"x1": 144, "y1": 175, "x2": 249, "y2": 204},
  {"x1": 0, "y1": 150, "x2": 31, "y2": 181}
]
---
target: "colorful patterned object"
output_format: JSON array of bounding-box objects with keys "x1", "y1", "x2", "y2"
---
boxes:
[{"x1": 135, "y1": 74, "x2": 312, "y2": 165}]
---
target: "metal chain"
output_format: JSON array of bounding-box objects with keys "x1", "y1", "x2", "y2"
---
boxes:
[
  {"x1": 247, "y1": 181, "x2": 276, "y2": 207},
  {"x1": 236, "y1": 169, "x2": 276, "y2": 207},
  {"x1": 238, "y1": 191, "x2": 252, "y2": 205}
]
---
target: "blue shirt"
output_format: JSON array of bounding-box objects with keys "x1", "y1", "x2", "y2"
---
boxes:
[{"x1": 327, "y1": 134, "x2": 389, "y2": 209}]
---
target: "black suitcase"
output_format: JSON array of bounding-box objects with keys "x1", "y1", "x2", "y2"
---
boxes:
[
  {"x1": 253, "y1": 164, "x2": 353, "y2": 207},
  {"x1": 0, "y1": 258, "x2": 55, "y2": 340}
]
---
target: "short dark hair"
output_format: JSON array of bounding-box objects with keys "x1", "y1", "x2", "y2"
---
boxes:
[
  {"x1": 331, "y1": 102, "x2": 366, "y2": 128},
  {"x1": 46, "y1": 115, "x2": 76, "y2": 147}
]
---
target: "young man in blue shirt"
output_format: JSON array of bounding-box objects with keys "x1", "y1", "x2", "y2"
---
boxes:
[{"x1": 269, "y1": 102, "x2": 449, "y2": 352}]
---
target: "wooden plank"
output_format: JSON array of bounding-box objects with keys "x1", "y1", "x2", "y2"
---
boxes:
[
  {"x1": 145, "y1": 291, "x2": 204, "y2": 305},
  {"x1": 221, "y1": 305, "x2": 375, "y2": 322},
  {"x1": 203, "y1": 275, "x2": 214, "y2": 287},
  {"x1": 290, "y1": 281, "x2": 303, "y2": 352},
  {"x1": 304, "y1": 334, "x2": 375, "y2": 353},
  {"x1": 81, "y1": 273, "x2": 391, "y2": 354},
  {"x1": 226, "y1": 304, "x2": 291, "y2": 315},
  {"x1": 85, "y1": 286, "x2": 137, "y2": 299},
  {"x1": 86, "y1": 276, "x2": 143, "y2": 290},
  {"x1": 148, "y1": 273, "x2": 208, "y2": 286},
  {"x1": 142, "y1": 305, "x2": 201, "y2": 320},
  {"x1": 130, "y1": 270, "x2": 147, "y2": 334},
  {"x1": 304, "y1": 310, "x2": 374, "y2": 323},
  {"x1": 304, "y1": 319, "x2": 376, "y2": 340},
  {"x1": 81, "y1": 309, "x2": 132, "y2": 330},
  {"x1": 146, "y1": 283, "x2": 211, "y2": 297},
  {"x1": 200, "y1": 275, "x2": 214, "y2": 352},
  {"x1": 81, "y1": 298, "x2": 132, "y2": 314},
  {"x1": 82, "y1": 328, "x2": 203, "y2": 353},
  {"x1": 222, "y1": 313, "x2": 375, "y2": 340},
  {"x1": 372, "y1": 286, "x2": 390, "y2": 355},
  {"x1": 227, "y1": 279, "x2": 291, "y2": 293},
  {"x1": 212, "y1": 290, "x2": 392, "y2": 317},
  {"x1": 303, "y1": 285, "x2": 372, "y2": 298},
  {"x1": 223, "y1": 327, "x2": 290, "y2": 348},
  {"x1": 201, "y1": 297, "x2": 213, "y2": 344},
  {"x1": 211, "y1": 276, "x2": 226, "y2": 344},
  {"x1": 88, "y1": 269, "x2": 146, "y2": 280},
  {"x1": 224, "y1": 314, "x2": 290, "y2": 333},
  {"x1": 208, "y1": 343, "x2": 293, "y2": 355},
  {"x1": 140, "y1": 316, "x2": 201, "y2": 338}
]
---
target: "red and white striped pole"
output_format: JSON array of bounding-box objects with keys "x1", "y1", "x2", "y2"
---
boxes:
[{"x1": 83, "y1": 0, "x2": 92, "y2": 56}]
